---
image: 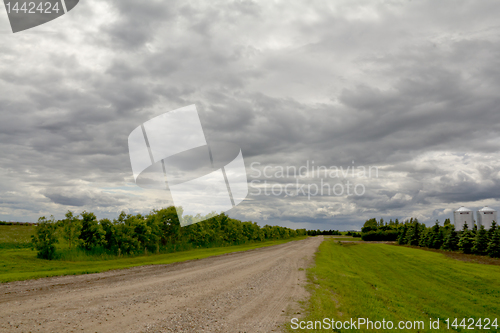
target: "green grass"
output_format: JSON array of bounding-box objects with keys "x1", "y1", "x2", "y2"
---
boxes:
[
  {"x1": 0, "y1": 236, "x2": 306, "y2": 283},
  {"x1": 326, "y1": 236, "x2": 360, "y2": 242},
  {"x1": 292, "y1": 240, "x2": 500, "y2": 332}
]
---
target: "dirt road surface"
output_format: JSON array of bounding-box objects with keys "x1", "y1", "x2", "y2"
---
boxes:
[{"x1": 0, "y1": 237, "x2": 322, "y2": 333}]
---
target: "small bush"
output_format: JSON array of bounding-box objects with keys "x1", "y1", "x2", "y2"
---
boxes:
[{"x1": 31, "y1": 216, "x2": 58, "y2": 260}]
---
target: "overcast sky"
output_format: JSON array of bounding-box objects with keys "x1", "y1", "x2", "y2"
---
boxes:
[{"x1": 1, "y1": 0, "x2": 500, "y2": 230}]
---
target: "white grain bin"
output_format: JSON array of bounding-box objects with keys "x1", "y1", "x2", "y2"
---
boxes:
[
  {"x1": 454, "y1": 206, "x2": 474, "y2": 231},
  {"x1": 477, "y1": 206, "x2": 497, "y2": 230}
]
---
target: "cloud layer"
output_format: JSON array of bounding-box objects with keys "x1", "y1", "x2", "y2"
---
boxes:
[{"x1": 1, "y1": 0, "x2": 500, "y2": 230}]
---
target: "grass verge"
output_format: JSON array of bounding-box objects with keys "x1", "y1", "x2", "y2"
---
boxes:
[
  {"x1": 290, "y1": 239, "x2": 500, "y2": 332},
  {"x1": 0, "y1": 237, "x2": 306, "y2": 283}
]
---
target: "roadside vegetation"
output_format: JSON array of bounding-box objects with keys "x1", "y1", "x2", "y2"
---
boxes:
[
  {"x1": 29, "y1": 206, "x2": 309, "y2": 260},
  {"x1": 292, "y1": 239, "x2": 500, "y2": 332},
  {"x1": 1, "y1": 207, "x2": 338, "y2": 282}
]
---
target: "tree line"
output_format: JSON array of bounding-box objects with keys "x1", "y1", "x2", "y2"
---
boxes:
[
  {"x1": 0, "y1": 221, "x2": 32, "y2": 226},
  {"x1": 361, "y1": 217, "x2": 500, "y2": 258},
  {"x1": 31, "y1": 206, "x2": 310, "y2": 260},
  {"x1": 306, "y1": 229, "x2": 343, "y2": 236}
]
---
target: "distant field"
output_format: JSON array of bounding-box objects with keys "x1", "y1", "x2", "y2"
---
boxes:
[
  {"x1": 0, "y1": 224, "x2": 307, "y2": 282},
  {"x1": 292, "y1": 240, "x2": 500, "y2": 333},
  {"x1": 0, "y1": 225, "x2": 34, "y2": 249}
]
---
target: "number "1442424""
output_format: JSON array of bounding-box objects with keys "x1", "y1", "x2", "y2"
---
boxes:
[{"x1": 5, "y1": 2, "x2": 60, "y2": 14}]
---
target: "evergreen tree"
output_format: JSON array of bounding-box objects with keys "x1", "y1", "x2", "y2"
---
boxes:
[
  {"x1": 458, "y1": 229, "x2": 475, "y2": 254},
  {"x1": 443, "y1": 218, "x2": 453, "y2": 233},
  {"x1": 486, "y1": 229, "x2": 500, "y2": 258},
  {"x1": 470, "y1": 223, "x2": 477, "y2": 240},
  {"x1": 434, "y1": 229, "x2": 444, "y2": 249},
  {"x1": 430, "y1": 221, "x2": 444, "y2": 249},
  {"x1": 472, "y1": 225, "x2": 489, "y2": 255},
  {"x1": 406, "y1": 221, "x2": 421, "y2": 246},
  {"x1": 397, "y1": 223, "x2": 408, "y2": 245},
  {"x1": 488, "y1": 221, "x2": 498, "y2": 242},
  {"x1": 419, "y1": 229, "x2": 430, "y2": 247},
  {"x1": 443, "y1": 228, "x2": 459, "y2": 251}
]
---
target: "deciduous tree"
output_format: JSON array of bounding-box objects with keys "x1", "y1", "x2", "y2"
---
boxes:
[
  {"x1": 61, "y1": 210, "x2": 81, "y2": 249},
  {"x1": 79, "y1": 211, "x2": 105, "y2": 250}
]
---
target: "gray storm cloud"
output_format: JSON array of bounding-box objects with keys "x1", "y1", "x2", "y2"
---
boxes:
[{"x1": 1, "y1": 0, "x2": 500, "y2": 230}]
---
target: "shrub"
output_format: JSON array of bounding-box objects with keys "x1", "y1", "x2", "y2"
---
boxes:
[{"x1": 31, "y1": 216, "x2": 58, "y2": 260}]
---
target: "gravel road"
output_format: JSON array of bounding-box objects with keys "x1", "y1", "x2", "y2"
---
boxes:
[{"x1": 0, "y1": 236, "x2": 322, "y2": 333}]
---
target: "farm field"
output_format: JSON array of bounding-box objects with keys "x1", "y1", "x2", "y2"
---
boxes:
[{"x1": 293, "y1": 239, "x2": 500, "y2": 332}]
